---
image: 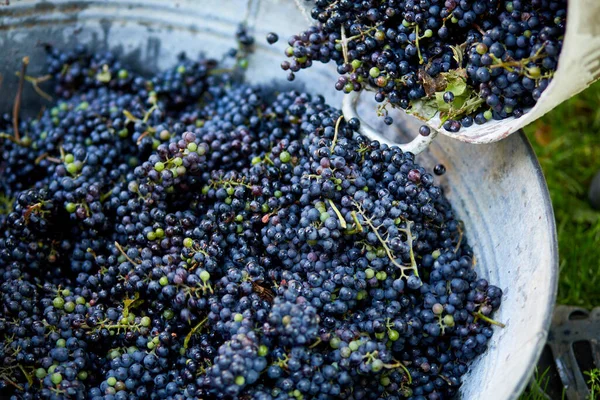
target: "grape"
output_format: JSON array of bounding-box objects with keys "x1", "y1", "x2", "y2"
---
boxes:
[{"x1": 0, "y1": 41, "x2": 502, "y2": 399}]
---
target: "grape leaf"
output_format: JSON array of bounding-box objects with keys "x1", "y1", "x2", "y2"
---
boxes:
[
  {"x1": 450, "y1": 43, "x2": 466, "y2": 67},
  {"x1": 418, "y1": 68, "x2": 447, "y2": 97},
  {"x1": 441, "y1": 69, "x2": 468, "y2": 97},
  {"x1": 408, "y1": 98, "x2": 438, "y2": 121},
  {"x1": 122, "y1": 292, "x2": 144, "y2": 318}
]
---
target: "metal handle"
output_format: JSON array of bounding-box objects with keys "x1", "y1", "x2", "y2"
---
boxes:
[{"x1": 342, "y1": 90, "x2": 437, "y2": 155}]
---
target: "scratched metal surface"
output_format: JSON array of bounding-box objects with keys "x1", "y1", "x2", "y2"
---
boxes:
[{"x1": 0, "y1": 1, "x2": 558, "y2": 399}]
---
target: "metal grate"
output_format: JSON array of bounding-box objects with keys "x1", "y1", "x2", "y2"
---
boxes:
[{"x1": 531, "y1": 305, "x2": 600, "y2": 399}]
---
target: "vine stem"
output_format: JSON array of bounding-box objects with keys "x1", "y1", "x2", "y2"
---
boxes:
[
  {"x1": 330, "y1": 115, "x2": 343, "y2": 152},
  {"x1": 473, "y1": 311, "x2": 506, "y2": 328},
  {"x1": 353, "y1": 201, "x2": 418, "y2": 278},
  {"x1": 13, "y1": 56, "x2": 29, "y2": 142},
  {"x1": 327, "y1": 199, "x2": 347, "y2": 229},
  {"x1": 114, "y1": 241, "x2": 140, "y2": 266}
]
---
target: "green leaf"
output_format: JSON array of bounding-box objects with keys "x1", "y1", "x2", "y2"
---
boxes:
[
  {"x1": 95, "y1": 65, "x2": 112, "y2": 83},
  {"x1": 408, "y1": 98, "x2": 438, "y2": 121},
  {"x1": 441, "y1": 69, "x2": 468, "y2": 97},
  {"x1": 450, "y1": 43, "x2": 466, "y2": 67},
  {"x1": 122, "y1": 292, "x2": 143, "y2": 318}
]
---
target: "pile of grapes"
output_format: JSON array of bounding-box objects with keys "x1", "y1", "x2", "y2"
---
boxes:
[
  {"x1": 0, "y1": 41, "x2": 502, "y2": 400},
  {"x1": 284, "y1": 0, "x2": 567, "y2": 131}
]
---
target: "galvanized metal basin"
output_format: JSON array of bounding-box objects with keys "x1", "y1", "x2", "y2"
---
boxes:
[{"x1": 0, "y1": 1, "x2": 558, "y2": 399}]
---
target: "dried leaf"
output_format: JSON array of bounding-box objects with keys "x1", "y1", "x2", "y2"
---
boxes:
[
  {"x1": 418, "y1": 68, "x2": 447, "y2": 97},
  {"x1": 534, "y1": 122, "x2": 552, "y2": 146}
]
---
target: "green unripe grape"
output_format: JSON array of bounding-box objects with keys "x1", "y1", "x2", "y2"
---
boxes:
[
  {"x1": 340, "y1": 347, "x2": 352, "y2": 358},
  {"x1": 375, "y1": 31, "x2": 385, "y2": 41},
  {"x1": 163, "y1": 309, "x2": 174, "y2": 320},
  {"x1": 141, "y1": 316, "x2": 151, "y2": 327},
  {"x1": 234, "y1": 313, "x2": 243, "y2": 322},
  {"x1": 36, "y1": 368, "x2": 47, "y2": 379},
  {"x1": 187, "y1": 142, "x2": 197, "y2": 152},
  {"x1": 77, "y1": 371, "x2": 88, "y2": 380},
  {"x1": 424, "y1": 29, "x2": 433, "y2": 38},
  {"x1": 365, "y1": 268, "x2": 375, "y2": 279},
  {"x1": 279, "y1": 151, "x2": 291, "y2": 163},
  {"x1": 330, "y1": 337, "x2": 341, "y2": 349},
  {"x1": 66, "y1": 203, "x2": 77, "y2": 213},
  {"x1": 146, "y1": 231, "x2": 157, "y2": 241},
  {"x1": 484, "y1": 110, "x2": 493, "y2": 120},
  {"x1": 351, "y1": 59, "x2": 362, "y2": 70},
  {"x1": 183, "y1": 238, "x2": 193, "y2": 248},
  {"x1": 66, "y1": 163, "x2": 78, "y2": 174},
  {"x1": 235, "y1": 376, "x2": 245, "y2": 386},
  {"x1": 528, "y1": 66, "x2": 541, "y2": 78},
  {"x1": 155, "y1": 228, "x2": 165, "y2": 238},
  {"x1": 443, "y1": 315, "x2": 455, "y2": 327},
  {"x1": 159, "y1": 129, "x2": 171, "y2": 140},
  {"x1": 147, "y1": 341, "x2": 155, "y2": 350},
  {"x1": 64, "y1": 301, "x2": 75, "y2": 312},
  {"x1": 369, "y1": 67, "x2": 381, "y2": 78},
  {"x1": 258, "y1": 345, "x2": 268, "y2": 357},
  {"x1": 177, "y1": 65, "x2": 186, "y2": 74},
  {"x1": 388, "y1": 329, "x2": 400, "y2": 341},
  {"x1": 476, "y1": 43, "x2": 488, "y2": 55},
  {"x1": 51, "y1": 373, "x2": 62, "y2": 385},
  {"x1": 48, "y1": 365, "x2": 57, "y2": 374},
  {"x1": 107, "y1": 377, "x2": 117, "y2": 386},
  {"x1": 380, "y1": 376, "x2": 391, "y2": 386},
  {"x1": 64, "y1": 154, "x2": 74, "y2": 163},
  {"x1": 320, "y1": 212, "x2": 331, "y2": 222},
  {"x1": 371, "y1": 359, "x2": 384, "y2": 372},
  {"x1": 200, "y1": 270, "x2": 210, "y2": 282},
  {"x1": 53, "y1": 297, "x2": 65, "y2": 309},
  {"x1": 349, "y1": 341, "x2": 359, "y2": 351},
  {"x1": 159, "y1": 276, "x2": 168, "y2": 286},
  {"x1": 238, "y1": 58, "x2": 249, "y2": 69}
]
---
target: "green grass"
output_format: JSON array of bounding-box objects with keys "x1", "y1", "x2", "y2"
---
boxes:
[
  {"x1": 523, "y1": 81, "x2": 600, "y2": 309},
  {"x1": 518, "y1": 82, "x2": 600, "y2": 399}
]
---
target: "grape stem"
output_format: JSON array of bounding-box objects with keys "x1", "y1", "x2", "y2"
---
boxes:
[
  {"x1": 353, "y1": 200, "x2": 419, "y2": 279},
  {"x1": 13, "y1": 56, "x2": 29, "y2": 142},
  {"x1": 473, "y1": 311, "x2": 506, "y2": 328},
  {"x1": 330, "y1": 115, "x2": 344, "y2": 152},
  {"x1": 327, "y1": 199, "x2": 347, "y2": 229},
  {"x1": 114, "y1": 241, "x2": 140, "y2": 266}
]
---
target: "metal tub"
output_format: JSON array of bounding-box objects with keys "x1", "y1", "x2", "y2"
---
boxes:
[{"x1": 0, "y1": 1, "x2": 558, "y2": 399}]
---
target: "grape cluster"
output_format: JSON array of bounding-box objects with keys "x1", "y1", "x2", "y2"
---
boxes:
[
  {"x1": 0, "y1": 44, "x2": 503, "y2": 400},
  {"x1": 283, "y1": 0, "x2": 567, "y2": 131}
]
